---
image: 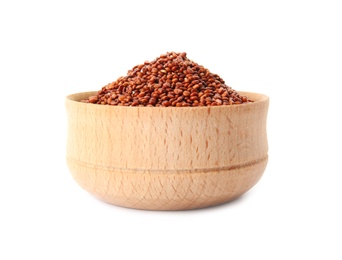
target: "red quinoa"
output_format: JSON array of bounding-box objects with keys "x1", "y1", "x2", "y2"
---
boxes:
[{"x1": 82, "y1": 52, "x2": 252, "y2": 107}]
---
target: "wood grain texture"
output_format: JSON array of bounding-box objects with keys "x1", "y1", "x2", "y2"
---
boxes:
[{"x1": 66, "y1": 91, "x2": 269, "y2": 210}]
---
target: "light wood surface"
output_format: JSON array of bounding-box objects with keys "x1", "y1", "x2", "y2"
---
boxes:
[{"x1": 66, "y1": 91, "x2": 269, "y2": 210}]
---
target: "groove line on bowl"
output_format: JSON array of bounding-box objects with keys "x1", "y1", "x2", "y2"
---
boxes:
[{"x1": 66, "y1": 155, "x2": 268, "y2": 174}]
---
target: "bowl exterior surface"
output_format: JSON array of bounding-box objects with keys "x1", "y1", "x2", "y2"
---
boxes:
[{"x1": 66, "y1": 91, "x2": 269, "y2": 210}]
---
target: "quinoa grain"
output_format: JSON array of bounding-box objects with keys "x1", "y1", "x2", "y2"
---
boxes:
[{"x1": 82, "y1": 52, "x2": 252, "y2": 106}]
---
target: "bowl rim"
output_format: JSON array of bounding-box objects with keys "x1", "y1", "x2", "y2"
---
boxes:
[{"x1": 66, "y1": 91, "x2": 269, "y2": 110}]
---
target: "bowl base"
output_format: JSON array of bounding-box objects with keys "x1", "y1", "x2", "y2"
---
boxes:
[{"x1": 67, "y1": 156, "x2": 267, "y2": 210}]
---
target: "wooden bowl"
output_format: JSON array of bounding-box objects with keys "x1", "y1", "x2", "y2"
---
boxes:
[{"x1": 66, "y1": 91, "x2": 269, "y2": 210}]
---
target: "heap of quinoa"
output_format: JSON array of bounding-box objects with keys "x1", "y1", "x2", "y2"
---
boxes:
[{"x1": 82, "y1": 52, "x2": 252, "y2": 107}]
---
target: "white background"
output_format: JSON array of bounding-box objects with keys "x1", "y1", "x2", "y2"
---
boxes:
[{"x1": 1, "y1": 0, "x2": 341, "y2": 259}]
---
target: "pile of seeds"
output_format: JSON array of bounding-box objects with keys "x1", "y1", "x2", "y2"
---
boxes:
[{"x1": 82, "y1": 52, "x2": 252, "y2": 107}]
